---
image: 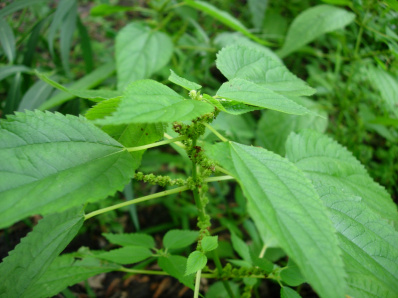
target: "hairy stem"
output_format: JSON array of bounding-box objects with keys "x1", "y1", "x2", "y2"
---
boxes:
[
  {"x1": 84, "y1": 186, "x2": 189, "y2": 220},
  {"x1": 125, "y1": 135, "x2": 187, "y2": 152}
]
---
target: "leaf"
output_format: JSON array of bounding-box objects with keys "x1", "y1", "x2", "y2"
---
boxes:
[
  {"x1": 0, "y1": 110, "x2": 135, "y2": 229},
  {"x1": 285, "y1": 130, "x2": 398, "y2": 224},
  {"x1": 217, "y1": 78, "x2": 311, "y2": 115},
  {"x1": 39, "y1": 61, "x2": 116, "y2": 110},
  {"x1": 216, "y1": 45, "x2": 315, "y2": 97},
  {"x1": 0, "y1": 65, "x2": 31, "y2": 81},
  {"x1": 24, "y1": 255, "x2": 119, "y2": 298},
  {"x1": 0, "y1": 208, "x2": 84, "y2": 297},
  {"x1": 103, "y1": 233, "x2": 155, "y2": 248},
  {"x1": 18, "y1": 79, "x2": 54, "y2": 111},
  {"x1": 0, "y1": 19, "x2": 16, "y2": 63},
  {"x1": 116, "y1": 22, "x2": 173, "y2": 90},
  {"x1": 367, "y1": 67, "x2": 398, "y2": 117},
  {"x1": 4, "y1": 72, "x2": 23, "y2": 115},
  {"x1": 281, "y1": 287, "x2": 302, "y2": 298},
  {"x1": 207, "y1": 142, "x2": 346, "y2": 298},
  {"x1": 36, "y1": 71, "x2": 122, "y2": 102},
  {"x1": 206, "y1": 281, "x2": 240, "y2": 298},
  {"x1": 158, "y1": 255, "x2": 194, "y2": 289},
  {"x1": 90, "y1": 4, "x2": 135, "y2": 17},
  {"x1": 315, "y1": 186, "x2": 398, "y2": 297},
  {"x1": 201, "y1": 236, "x2": 218, "y2": 252},
  {"x1": 280, "y1": 259, "x2": 306, "y2": 287},
  {"x1": 231, "y1": 232, "x2": 252, "y2": 264},
  {"x1": 248, "y1": 0, "x2": 268, "y2": 29},
  {"x1": 185, "y1": 251, "x2": 207, "y2": 275},
  {"x1": 59, "y1": 0, "x2": 77, "y2": 74},
  {"x1": 163, "y1": 230, "x2": 199, "y2": 250},
  {"x1": 95, "y1": 246, "x2": 153, "y2": 265},
  {"x1": 169, "y1": 69, "x2": 202, "y2": 91},
  {"x1": 255, "y1": 97, "x2": 328, "y2": 155},
  {"x1": 77, "y1": 16, "x2": 94, "y2": 73},
  {"x1": 202, "y1": 94, "x2": 259, "y2": 115},
  {"x1": 94, "y1": 80, "x2": 214, "y2": 125},
  {"x1": 184, "y1": 0, "x2": 272, "y2": 46},
  {"x1": 278, "y1": 5, "x2": 355, "y2": 57},
  {"x1": 0, "y1": 0, "x2": 48, "y2": 19}
]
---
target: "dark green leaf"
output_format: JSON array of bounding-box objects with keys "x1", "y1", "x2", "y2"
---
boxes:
[
  {"x1": 0, "y1": 65, "x2": 31, "y2": 81},
  {"x1": 18, "y1": 79, "x2": 54, "y2": 111},
  {"x1": 95, "y1": 246, "x2": 152, "y2": 265},
  {"x1": 0, "y1": 0, "x2": 48, "y2": 19},
  {"x1": 103, "y1": 233, "x2": 155, "y2": 248},
  {"x1": 158, "y1": 255, "x2": 194, "y2": 289},
  {"x1": 0, "y1": 19, "x2": 16, "y2": 63},
  {"x1": 280, "y1": 259, "x2": 306, "y2": 286},
  {"x1": 281, "y1": 287, "x2": 302, "y2": 298},
  {"x1": 231, "y1": 232, "x2": 252, "y2": 264}
]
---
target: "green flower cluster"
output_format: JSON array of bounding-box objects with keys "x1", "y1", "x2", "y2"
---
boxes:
[
  {"x1": 220, "y1": 263, "x2": 267, "y2": 279},
  {"x1": 134, "y1": 172, "x2": 186, "y2": 187}
]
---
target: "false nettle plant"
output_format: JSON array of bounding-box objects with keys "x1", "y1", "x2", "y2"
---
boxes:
[{"x1": 1, "y1": 21, "x2": 398, "y2": 298}]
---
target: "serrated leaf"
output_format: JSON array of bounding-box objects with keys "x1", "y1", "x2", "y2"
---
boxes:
[
  {"x1": 207, "y1": 142, "x2": 346, "y2": 298},
  {"x1": 0, "y1": 19, "x2": 16, "y2": 63},
  {"x1": 185, "y1": 251, "x2": 207, "y2": 275},
  {"x1": 103, "y1": 233, "x2": 155, "y2": 248},
  {"x1": 315, "y1": 186, "x2": 398, "y2": 297},
  {"x1": 24, "y1": 255, "x2": 119, "y2": 298},
  {"x1": 95, "y1": 246, "x2": 152, "y2": 265},
  {"x1": 36, "y1": 71, "x2": 122, "y2": 102},
  {"x1": 163, "y1": 230, "x2": 199, "y2": 250},
  {"x1": 169, "y1": 69, "x2": 201, "y2": 91},
  {"x1": 94, "y1": 80, "x2": 214, "y2": 125},
  {"x1": 231, "y1": 232, "x2": 252, "y2": 264},
  {"x1": 158, "y1": 255, "x2": 194, "y2": 289},
  {"x1": 278, "y1": 5, "x2": 355, "y2": 57},
  {"x1": 116, "y1": 22, "x2": 173, "y2": 90},
  {"x1": 0, "y1": 208, "x2": 84, "y2": 297},
  {"x1": 217, "y1": 78, "x2": 311, "y2": 115},
  {"x1": 281, "y1": 287, "x2": 302, "y2": 298},
  {"x1": 201, "y1": 236, "x2": 218, "y2": 252},
  {"x1": 216, "y1": 45, "x2": 315, "y2": 97},
  {"x1": 0, "y1": 110, "x2": 135, "y2": 228},
  {"x1": 255, "y1": 97, "x2": 328, "y2": 155},
  {"x1": 285, "y1": 130, "x2": 398, "y2": 224}
]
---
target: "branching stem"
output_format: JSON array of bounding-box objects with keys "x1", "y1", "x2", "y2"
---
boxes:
[{"x1": 125, "y1": 135, "x2": 187, "y2": 152}]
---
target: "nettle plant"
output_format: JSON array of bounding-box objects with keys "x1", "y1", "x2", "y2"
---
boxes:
[{"x1": 1, "y1": 44, "x2": 398, "y2": 298}]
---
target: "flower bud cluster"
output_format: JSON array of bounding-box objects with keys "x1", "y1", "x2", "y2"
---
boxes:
[{"x1": 134, "y1": 172, "x2": 186, "y2": 187}]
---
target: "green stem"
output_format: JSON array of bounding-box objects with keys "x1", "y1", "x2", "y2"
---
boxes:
[
  {"x1": 191, "y1": 138, "x2": 205, "y2": 221},
  {"x1": 204, "y1": 175, "x2": 234, "y2": 183},
  {"x1": 125, "y1": 135, "x2": 187, "y2": 152},
  {"x1": 215, "y1": 165, "x2": 234, "y2": 176},
  {"x1": 203, "y1": 122, "x2": 229, "y2": 142},
  {"x1": 259, "y1": 244, "x2": 267, "y2": 258},
  {"x1": 194, "y1": 269, "x2": 202, "y2": 298},
  {"x1": 213, "y1": 251, "x2": 235, "y2": 298},
  {"x1": 164, "y1": 133, "x2": 186, "y2": 149},
  {"x1": 84, "y1": 186, "x2": 189, "y2": 220}
]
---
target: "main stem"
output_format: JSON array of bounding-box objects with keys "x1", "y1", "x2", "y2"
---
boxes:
[
  {"x1": 191, "y1": 137, "x2": 205, "y2": 222},
  {"x1": 194, "y1": 269, "x2": 202, "y2": 298}
]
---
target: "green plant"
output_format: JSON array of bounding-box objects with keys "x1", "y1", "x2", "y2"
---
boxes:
[{"x1": 1, "y1": 1, "x2": 397, "y2": 298}]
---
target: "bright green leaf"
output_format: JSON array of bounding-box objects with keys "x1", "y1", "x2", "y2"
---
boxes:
[
  {"x1": 278, "y1": 5, "x2": 355, "y2": 57},
  {"x1": 231, "y1": 232, "x2": 252, "y2": 264},
  {"x1": 216, "y1": 45, "x2": 315, "y2": 97},
  {"x1": 116, "y1": 22, "x2": 173, "y2": 90},
  {"x1": 94, "y1": 80, "x2": 214, "y2": 125},
  {"x1": 207, "y1": 142, "x2": 346, "y2": 298},
  {"x1": 158, "y1": 255, "x2": 194, "y2": 289},
  {"x1": 217, "y1": 78, "x2": 311, "y2": 115},
  {"x1": 0, "y1": 208, "x2": 84, "y2": 297},
  {"x1": 169, "y1": 69, "x2": 202, "y2": 91},
  {"x1": 0, "y1": 19, "x2": 16, "y2": 63},
  {"x1": 185, "y1": 251, "x2": 207, "y2": 275},
  {"x1": 163, "y1": 230, "x2": 199, "y2": 250},
  {"x1": 202, "y1": 94, "x2": 259, "y2": 115},
  {"x1": 201, "y1": 236, "x2": 218, "y2": 252},
  {"x1": 285, "y1": 130, "x2": 398, "y2": 224},
  {"x1": 280, "y1": 259, "x2": 306, "y2": 287},
  {"x1": 103, "y1": 233, "x2": 155, "y2": 248},
  {"x1": 0, "y1": 110, "x2": 135, "y2": 229},
  {"x1": 95, "y1": 246, "x2": 152, "y2": 265},
  {"x1": 90, "y1": 4, "x2": 135, "y2": 16},
  {"x1": 281, "y1": 287, "x2": 302, "y2": 298}
]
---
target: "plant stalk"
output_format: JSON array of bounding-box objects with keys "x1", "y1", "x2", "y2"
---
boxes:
[
  {"x1": 203, "y1": 122, "x2": 229, "y2": 142},
  {"x1": 194, "y1": 269, "x2": 202, "y2": 298},
  {"x1": 125, "y1": 135, "x2": 187, "y2": 152}
]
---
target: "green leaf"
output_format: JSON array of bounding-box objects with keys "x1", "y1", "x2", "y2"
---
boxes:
[
  {"x1": 18, "y1": 79, "x2": 54, "y2": 111},
  {"x1": 90, "y1": 4, "x2": 135, "y2": 17},
  {"x1": 95, "y1": 246, "x2": 152, "y2": 265},
  {"x1": 185, "y1": 0, "x2": 271, "y2": 46},
  {"x1": 24, "y1": 255, "x2": 119, "y2": 298},
  {"x1": 94, "y1": 80, "x2": 214, "y2": 125},
  {"x1": 206, "y1": 281, "x2": 240, "y2": 298},
  {"x1": 0, "y1": 0, "x2": 48, "y2": 19},
  {"x1": 315, "y1": 186, "x2": 398, "y2": 297},
  {"x1": 248, "y1": 0, "x2": 268, "y2": 29},
  {"x1": 36, "y1": 71, "x2": 122, "y2": 102},
  {"x1": 158, "y1": 255, "x2": 194, "y2": 289},
  {"x1": 0, "y1": 65, "x2": 31, "y2": 81},
  {"x1": 185, "y1": 251, "x2": 207, "y2": 275},
  {"x1": 202, "y1": 94, "x2": 259, "y2": 115},
  {"x1": 59, "y1": 0, "x2": 77, "y2": 74},
  {"x1": 169, "y1": 69, "x2": 202, "y2": 91},
  {"x1": 207, "y1": 142, "x2": 346, "y2": 298},
  {"x1": 201, "y1": 236, "x2": 218, "y2": 252},
  {"x1": 116, "y1": 22, "x2": 173, "y2": 90},
  {"x1": 281, "y1": 287, "x2": 302, "y2": 298},
  {"x1": 280, "y1": 259, "x2": 306, "y2": 287},
  {"x1": 0, "y1": 19, "x2": 16, "y2": 63},
  {"x1": 4, "y1": 72, "x2": 23, "y2": 114},
  {"x1": 255, "y1": 97, "x2": 328, "y2": 155},
  {"x1": 163, "y1": 230, "x2": 199, "y2": 250},
  {"x1": 0, "y1": 208, "x2": 84, "y2": 297},
  {"x1": 77, "y1": 17, "x2": 94, "y2": 73},
  {"x1": 285, "y1": 130, "x2": 398, "y2": 224},
  {"x1": 231, "y1": 232, "x2": 252, "y2": 264},
  {"x1": 216, "y1": 45, "x2": 315, "y2": 97},
  {"x1": 367, "y1": 67, "x2": 398, "y2": 117},
  {"x1": 278, "y1": 5, "x2": 355, "y2": 57},
  {"x1": 103, "y1": 233, "x2": 155, "y2": 248},
  {"x1": 217, "y1": 78, "x2": 311, "y2": 115},
  {"x1": 0, "y1": 110, "x2": 135, "y2": 229},
  {"x1": 39, "y1": 61, "x2": 116, "y2": 110}
]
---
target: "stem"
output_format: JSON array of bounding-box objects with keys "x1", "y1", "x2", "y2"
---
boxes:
[
  {"x1": 125, "y1": 135, "x2": 187, "y2": 152},
  {"x1": 194, "y1": 269, "x2": 202, "y2": 298},
  {"x1": 204, "y1": 175, "x2": 234, "y2": 183},
  {"x1": 84, "y1": 186, "x2": 189, "y2": 220},
  {"x1": 203, "y1": 123, "x2": 229, "y2": 142},
  {"x1": 191, "y1": 138, "x2": 205, "y2": 221},
  {"x1": 215, "y1": 166, "x2": 234, "y2": 177},
  {"x1": 213, "y1": 251, "x2": 235, "y2": 298},
  {"x1": 259, "y1": 244, "x2": 267, "y2": 258},
  {"x1": 164, "y1": 133, "x2": 186, "y2": 149}
]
